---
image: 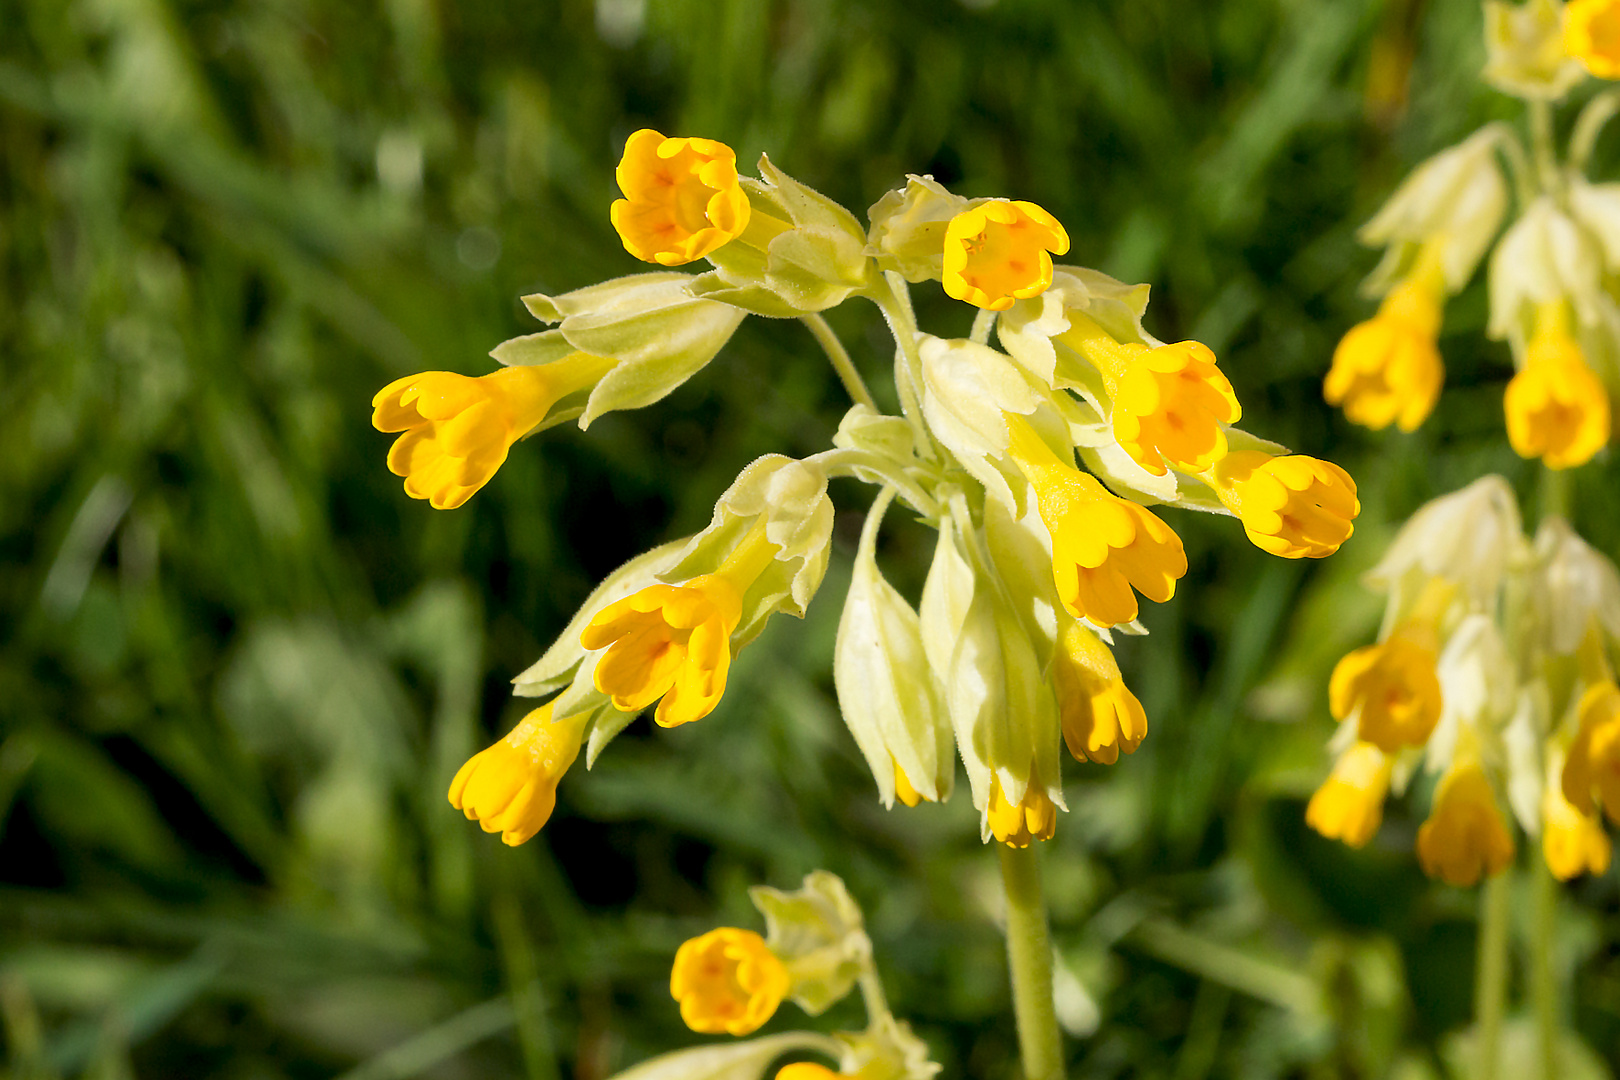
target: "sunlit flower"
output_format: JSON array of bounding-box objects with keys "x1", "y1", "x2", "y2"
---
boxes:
[
  {"x1": 987, "y1": 775, "x2": 1058, "y2": 848},
  {"x1": 373, "y1": 355, "x2": 614, "y2": 509},
  {"x1": 1005, "y1": 416, "x2": 1186, "y2": 628},
  {"x1": 1566, "y1": 0, "x2": 1620, "y2": 79},
  {"x1": 776, "y1": 1066, "x2": 841, "y2": 1080},
  {"x1": 1053, "y1": 620, "x2": 1147, "y2": 764},
  {"x1": 611, "y1": 130, "x2": 752, "y2": 265},
  {"x1": 1504, "y1": 304, "x2": 1610, "y2": 469},
  {"x1": 1329, "y1": 623, "x2": 1443, "y2": 752},
  {"x1": 892, "y1": 757, "x2": 932, "y2": 808},
  {"x1": 1208, "y1": 451, "x2": 1359, "y2": 559},
  {"x1": 1104, "y1": 340, "x2": 1241, "y2": 476},
  {"x1": 1562, "y1": 680, "x2": 1620, "y2": 821},
  {"x1": 1324, "y1": 273, "x2": 1445, "y2": 432},
  {"x1": 1543, "y1": 768, "x2": 1612, "y2": 880},
  {"x1": 1305, "y1": 742, "x2": 1393, "y2": 849},
  {"x1": 670, "y1": 927, "x2": 790, "y2": 1036},
  {"x1": 448, "y1": 703, "x2": 589, "y2": 845},
  {"x1": 942, "y1": 200, "x2": 1070, "y2": 311},
  {"x1": 1416, "y1": 761, "x2": 1515, "y2": 886}
]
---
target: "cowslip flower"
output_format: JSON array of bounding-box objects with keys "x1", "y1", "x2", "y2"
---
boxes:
[
  {"x1": 1503, "y1": 303, "x2": 1610, "y2": 469},
  {"x1": 581, "y1": 519, "x2": 779, "y2": 727},
  {"x1": 611, "y1": 130, "x2": 753, "y2": 265},
  {"x1": 1207, "y1": 451, "x2": 1359, "y2": 559},
  {"x1": 1543, "y1": 762, "x2": 1613, "y2": 880},
  {"x1": 1566, "y1": 0, "x2": 1620, "y2": 79},
  {"x1": 372, "y1": 354, "x2": 614, "y2": 509},
  {"x1": 1416, "y1": 761, "x2": 1515, "y2": 887},
  {"x1": 987, "y1": 774, "x2": 1058, "y2": 848},
  {"x1": 1324, "y1": 267, "x2": 1445, "y2": 432},
  {"x1": 1562, "y1": 680, "x2": 1620, "y2": 821},
  {"x1": 776, "y1": 1066, "x2": 840, "y2": 1080},
  {"x1": 670, "y1": 927, "x2": 790, "y2": 1036},
  {"x1": 448, "y1": 703, "x2": 589, "y2": 845},
  {"x1": 1052, "y1": 619, "x2": 1147, "y2": 765},
  {"x1": 1306, "y1": 742, "x2": 1393, "y2": 849},
  {"x1": 942, "y1": 200, "x2": 1069, "y2": 311},
  {"x1": 1004, "y1": 414, "x2": 1185, "y2": 627},
  {"x1": 1329, "y1": 621, "x2": 1444, "y2": 752}
]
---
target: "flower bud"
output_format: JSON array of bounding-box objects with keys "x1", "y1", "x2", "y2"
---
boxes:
[
  {"x1": 749, "y1": 871, "x2": 872, "y2": 1015},
  {"x1": 1207, "y1": 451, "x2": 1359, "y2": 559},
  {"x1": 1306, "y1": 742, "x2": 1392, "y2": 849},
  {"x1": 1053, "y1": 619, "x2": 1147, "y2": 764},
  {"x1": 448, "y1": 703, "x2": 589, "y2": 845},
  {"x1": 1483, "y1": 0, "x2": 1587, "y2": 100},
  {"x1": 865, "y1": 175, "x2": 973, "y2": 283}
]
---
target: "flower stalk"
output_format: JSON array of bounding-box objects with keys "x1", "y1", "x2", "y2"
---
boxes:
[
  {"x1": 1474, "y1": 869, "x2": 1511, "y2": 1080},
  {"x1": 998, "y1": 843, "x2": 1063, "y2": 1080}
]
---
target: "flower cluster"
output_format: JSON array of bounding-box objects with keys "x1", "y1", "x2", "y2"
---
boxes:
[
  {"x1": 1308, "y1": 476, "x2": 1620, "y2": 884},
  {"x1": 373, "y1": 130, "x2": 1359, "y2": 848},
  {"x1": 1326, "y1": 0, "x2": 1620, "y2": 470}
]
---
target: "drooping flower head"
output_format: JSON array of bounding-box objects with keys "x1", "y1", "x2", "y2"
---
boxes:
[
  {"x1": 1566, "y1": 0, "x2": 1620, "y2": 79},
  {"x1": 1209, "y1": 451, "x2": 1359, "y2": 559},
  {"x1": 1053, "y1": 620, "x2": 1147, "y2": 764},
  {"x1": 669, "y1": 927, "x2": 790, "y2": 1036},
  {"x1": 1563, "y1": 680, "x2": 1620, "y2": 821},
  {"x1": 448, "y1": 703, "x2": 589, "y2": 845},
  {"x1": 372, "y1": 355, "x2": 614, "y2": 509},
  {"x1": 987, "y1": 774, "x2": 1058, "y2": 848},
  {"x1": 1325, "y1": 270, "x2": 1445, "y2": 432},
  {"x1": 1306, "y1": 742, "x2": 1393, "y2": 849},
  {"x1": 943, "y1": 200, "x2": 1070, "y2": 311},
  {"x1": 1544, "y1": 758, "x2": 1613, "y2": 881},
  {"x1": 1416, "y1": 761, "x2": 1515, "y2": 887},
  {"x1": 611, "y1": 129, "x2": 752, "y2": 265},
  {"x1": 1504, "y1": 302, "x2": 1611, "y2": 469}
]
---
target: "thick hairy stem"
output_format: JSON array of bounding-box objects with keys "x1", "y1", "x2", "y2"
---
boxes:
[
  {"x1": 1475, "y1": 871, "x2": 1511, "y2": 1080},
  {"x1": 999, "y1": 843, "x2": 1063, "y2": 1080}
]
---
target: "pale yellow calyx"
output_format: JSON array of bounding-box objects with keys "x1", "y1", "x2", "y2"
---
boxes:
[
  {"x1": 942, "y1": 199, "x2": 1070, "y2": 311},
  {"x1": 1504, "y1": 300, "x2": 1610, "y2": 470},
  {"x1": 1329, "y1": 602, "x2": 1446, "y2": 753},
  {"x1": 1563, "y1": 680, "x2": 1620, "y2": 822},
  {"x1": 1207, "y1": 451, "x2": 1359, "y2": 559},
  {"x1": 1004, "y1": 414, "x2": 1186, "y2": 628},
  {"x1": 669, "y1": 927, "x2": 790, "y2": 1036},
  {"x1": 611, "y1": 129, "x2": 754, "y2": 265},
  {"x1": 372, "y1": 354, "x2": 614, "y2": 509},
  {"x1": 1305, "y1": 742, "x2": 1392, "y2": 849},
  {"x1": 582, "y1": 520, "x2": 778, "y2": 727},
  {"x1": 1324, "y1": 260, "x2": 1446, "y2": 432},
  {"x1": 1416, "y1": 761, "x2": 1515, "y2": 887},
  {"x1": 1053, "y1": 619, "x2": 1147, "y2": 764},
  {"x1": 448, "y1": 702, "x2": 589, "y2": 845},
  {"x1": 987, "y1": 776, "x2": 1057, "y2": 848},
  {"x1": 1566, "y1": 0, "x2": 1620, "y2": 78},
  {"x1": 1543, "y1": 772, "x2": 1612, "y2": 881}
]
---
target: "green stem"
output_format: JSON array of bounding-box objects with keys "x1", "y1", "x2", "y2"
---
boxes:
[
  {"x1": 1475, "y1": 870, "x2": 1511, "y2": 1080},
  {"x1": 999, "y1": 843, "x2": 1063, "y2": 1080},
  {"x1": 801, "y1": 313, "x2": 879, "y2": 412},
  {"x1": 1531, "y1": 858, "x2": 1559, "y2": 1080},
  {"x1": 970, "y1": 308, "x2": 997, "y2": 345},
  {"x1": 872, "y1": 272, "x2": 939, "y2": 461},
  {"x1": 1540, "y1": 465, "x2": 1571, "y2": 523},
  {"x1": 1529, "y1": 99, "x2": 1560, "y2": 200}
]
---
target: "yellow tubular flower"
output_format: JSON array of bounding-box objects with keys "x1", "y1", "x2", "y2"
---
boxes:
[
  {"x1": 1566, "y1": 0, "x2": 1620, "y2": 78},
  {"x1": 373, "y1": 354, "x2": 614, "y2": 509},
  {"x1": 776, "y1": 1066, "x2": 841, "y2": 1080},
  {"x1": 892, "y1": 756, "x2": 929, "y2": 807},
  {"x1": 1208, "y1": 451, "x2": 1360, "y2": 559},
  {"x1": 1328, "y1": 622, "x2": 1443, "y2": 752},
  {"x1": 1543, "y1": 777, "x2": 1612, "y2": 881},
  {"x1": 1416, "y1": 762, "x2": 1515, "y2": 887},
  {"x1": 610, "y1": 129, "x2": 752, "y2": 265},
  {"x1": 1053, "y1": 619, "x2": 1147, "y2": 764},
  {"x1": 1305, "y1": 742, "x2": 1392, "y2": 849},
  {"x1": 942, "y1": 199, "x2": 1070, "y2": 311},
  {"x1": 1324, "y1": 266, "x2": 1445, "y2": 432},
  {"x1": 1504, "y1": 302, "x2": 1611, "y2": 470},
  {"x1": 582, "y1": 521, "x2": 778, "y2": 727},
  {"x1": 1563, "y1": 681, "x2": 1620, "y2": 821},
  {"x1": 669, "y1": 928, "x2": 790, "y2": 1036},
  {"x1": 1005, "y1": 415, "x2": 1187, "y2": 628},
  {"x1": 988, "y1": 776, "x2": 1058, "y2": 848},
  {"x1": 448, "y1": 703, "x2": 588, "y2": 845}
]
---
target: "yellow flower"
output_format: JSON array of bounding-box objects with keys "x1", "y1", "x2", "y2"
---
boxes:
[
  {"x1": 1416, "y1": 762, "x2": 1515, "y2": 887},
  {"x1": 1305, "y1": 742, "x2": 1392, "y2": 849},
  {"x1": 581, "y1": 521, "x2": 778, "y2": 727},
  {"x1": 892, "y1": 756, "x2": 932, "y2": 807},
  {"x1": 1053, "y1": 620, "x2": 1147, "y2": 764},
  {"x1": 1562, "y1": 681, "x2": 1620, "y2": 821},
  {"x1": 1543, "y1": 775, "x2": 1612, "y2": 881},
  {"x1": 1566, "y1": 0, "x2": 1620, "y2": 78},
  {"x1": 942, "y1": 200, "x2": 1070, "y2": 311},
  {"x1": 372, "y1": 354, "x2": 614, "y2": 509},
  {"x1": 610, "y1": 129, "x2": 752, "y2": 266},
  {"x1": 1504, "y1": 304, "x2": 1610, "y2": 469},
  {"x1": 1324, "y1": 271, "x2": 1444, "y2": 432},
  {"x1": 1005, "y1": 416, "x2": 1186, "y2": 628},
  {"x1": 1208, "y1": 451, "x2": 1360, "y2": 559},
  {"x1": 448, "y1": 703, "x2": 588, "y2": 845},
  {"x1": 776, "y1": 1066, "x2": 840, "y2": 1080},
  {"x1": 1328, "y1": 623, "x2": 1443, "y2": 752},
  {"x1": 988, "y1": 775, "x2": 1058, "y2": 847},
  {"x1": 669, "y1": 927, "x2": 790, "y2": 1036}
]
